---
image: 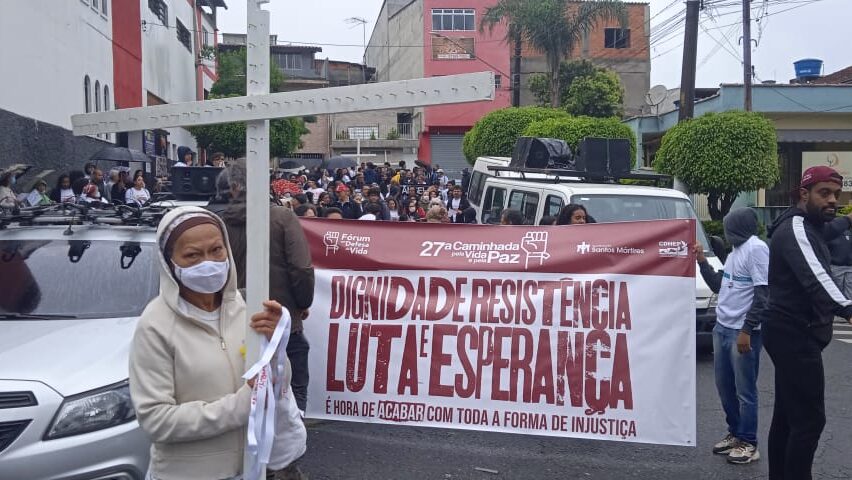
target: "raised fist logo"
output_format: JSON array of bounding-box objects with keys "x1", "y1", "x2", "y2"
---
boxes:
[
  {"x1": 521, "y1": 231, "x2": 551, "y2": 269},
  {"x1": 323, "y1": 231, "x2": 340, "y2": 256}
]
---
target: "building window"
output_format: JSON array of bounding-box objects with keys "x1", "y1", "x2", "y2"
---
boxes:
[
  {"x1": 104, "y1": 85, "x2": 110, "y2": 111},
  {"x1": 101, "y1": 0, "x2": 108, "y2": 16},
  {"x1": 494, "y1": 74, "x2": 502, "y2": 89},
  {"x1": 91, "y1": 0, "x2": 99, "y2": 12},
  {"x1": 94, "y1": 81, "x2": 101, "y2": 112},
  {"x1": 432, "y1": 9, "x2": 475, "y2": 31},
  {"x1": 604, "y1": 28, "x2": 630, "y2": 49},
  {"x1": 202, "y1": 27, "x2": 211, "y2": 47},
  {"x1": 273, "y1": 53, "x2": 302, "y2": 70},
  {"x1": 176, "y1": 19, "x2": 192, "y2": 53},
  {"x1": 148, "y1": 0, "x2": 168, "y2": 27},
  {"x1": 84, "y1": 76, "x2": 91, "y2": 113}
]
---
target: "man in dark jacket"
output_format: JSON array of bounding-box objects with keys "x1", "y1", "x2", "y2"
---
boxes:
[
  {"x1": 446, "y1": 185, "x2": 471, "y2": 223},
  {"x1": 215, "y1": 163, "x2": 315, "y2": 414},
  {"x1": 366, "y1": 186, "x2": 390, "y2": 220},
  {"x1": 333, "y1": 184, "x2": 363, "y2": 219},
  {"x1": 764, "y1": 165, "x2": 852, "y2": 479},
  {"x1": 695, "y1": 208, "x2": 768, "y2": 465}
]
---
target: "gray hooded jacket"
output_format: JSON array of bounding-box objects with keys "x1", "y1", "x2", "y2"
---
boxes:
[{"x1": 698, "y1": 208, "x2": 769, "y2": 334}]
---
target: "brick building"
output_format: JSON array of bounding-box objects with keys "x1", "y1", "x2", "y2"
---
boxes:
[{"x1": 519, "y1": 1, "x2": 651, "y2": 117}]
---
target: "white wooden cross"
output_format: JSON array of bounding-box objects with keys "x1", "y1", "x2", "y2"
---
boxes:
[{"x1": 71, "y1": 2, "x2": 492, "y2": 478}]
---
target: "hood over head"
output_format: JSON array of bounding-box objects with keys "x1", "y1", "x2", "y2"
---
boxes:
[
  {"x1": 723, "y1": 208, "x2": 759, "y2": 247},
  {"x1": 176, "y1": 146, "x2": 193, "y2": 162},
  {"x1": 155, "y1": 206, "x2": 239, "y2": 313}
]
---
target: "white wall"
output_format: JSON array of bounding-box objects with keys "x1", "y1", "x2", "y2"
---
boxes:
[
  {"x1": 0, "y1": 0, "x2": 114, "y2": 131},
  {"x1": 141, "y1": 0, "x2": 199, "y2": 152}
]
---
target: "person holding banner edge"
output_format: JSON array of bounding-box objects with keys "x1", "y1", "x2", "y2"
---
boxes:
[
  {"x1": 129, "y1": 207, "x2": 307, "y2": 480},
  {"x1": 693, "y1": 208, "x2": 768, "y2": 465},
  {"x1": 764, "y1": 165, "x2": 852, "y2": 480}
]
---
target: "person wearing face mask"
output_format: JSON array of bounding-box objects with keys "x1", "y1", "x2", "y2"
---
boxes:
[
  {"x1": 406, "y1": 198, "x2": 425, "y2": 221},
  {"x1": 129, "y1": 207, "x2": 307, "y2": 480}
]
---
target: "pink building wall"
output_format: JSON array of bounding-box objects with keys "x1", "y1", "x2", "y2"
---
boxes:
[{"x1": 422, "y1": 0, "x2": 512, "y2": 130}]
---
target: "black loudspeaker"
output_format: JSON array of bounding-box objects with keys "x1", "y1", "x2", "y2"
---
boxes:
[
  {"x1": 577, "y1": 138, "x2": 632, "y2": 176},
  {"x1": 171, "y1": 167, "x2": 223, "y2": 197},
  {"x1": 510, "y1": 137, "x2": 573, "y2": 169}
]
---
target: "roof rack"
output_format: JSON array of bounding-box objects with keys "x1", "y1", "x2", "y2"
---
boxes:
[
  {"x1": 486, "y1": 166, "x2": 672, "y2": 188},
  {"x1": 0, "y1": 202, "x2": 176, "y2": 230}
]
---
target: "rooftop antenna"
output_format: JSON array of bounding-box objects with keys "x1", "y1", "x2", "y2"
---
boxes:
[{"x1": 345, "y1": 17, "x2": 369, "y2": 83}]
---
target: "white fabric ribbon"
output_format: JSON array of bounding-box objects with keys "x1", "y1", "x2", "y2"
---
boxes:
[{"x1": 242, "y1": 310, "x2": 291, "y2": 480}]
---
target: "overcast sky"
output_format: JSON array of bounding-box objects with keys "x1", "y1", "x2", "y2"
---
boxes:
[{"x1": 216, "y1": 0, "x2": 849, "y2": 90}]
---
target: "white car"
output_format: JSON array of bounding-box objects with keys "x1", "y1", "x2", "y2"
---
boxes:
[{"x1": 0, "y1": 208, "x2": 161, "y2": 479}]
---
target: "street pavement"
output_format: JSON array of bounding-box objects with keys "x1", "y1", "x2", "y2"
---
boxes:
[{"x1": 300, "y1": 322, "x2": 852, "y2": 480}]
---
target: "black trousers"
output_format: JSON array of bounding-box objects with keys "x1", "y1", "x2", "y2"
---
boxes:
[
  {"x1": 763, "y1": 323, "x2": 827, "y2": 480},
  {"x1": 287, "y1": 331, "x2": 310, "y2": 412}
]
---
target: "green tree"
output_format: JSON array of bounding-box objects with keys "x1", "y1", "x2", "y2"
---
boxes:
[
  {"x1": 523, "y1": 116, "x2": 636, "y2": 160},
  {"x1": 482, "y1": 0, "x2": 627, "y2": 107},
  {"x1": 654, "y1": 111, "x2": 780, "y2": 221},
  {"x1": 463, "y1": 107, "x2": 570, "y2": 163},
  {"x1": 528, "y1": 59, "x2": 598, "y2": 106},
  {"x1": 188, "y1": 48, "x2": 308, "y2": 158},
  {"x1": 529, "y1": 61, "x2": 624, "y2": 117}
]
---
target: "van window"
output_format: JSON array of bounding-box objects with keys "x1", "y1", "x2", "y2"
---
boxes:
[
  {"x1": 467, "y1": 171, "x2": 488, "y2": 205},
  {"x1": 545, "y1": 195, "x2": 564, "y2": 217},
  {"x1": 481, "y1": 186, "x2": 506, "y2": 224},
  {"x1": 572, "y1": 194, "x2": 713, "y2": 253},
  {"x1": 508, "y1": 190, "x2": 540, "y2": 225}
]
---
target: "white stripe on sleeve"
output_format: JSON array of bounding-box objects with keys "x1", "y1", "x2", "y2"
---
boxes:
[{"x1": 792, "y1": 216, "x2": 852, "y2": 307}]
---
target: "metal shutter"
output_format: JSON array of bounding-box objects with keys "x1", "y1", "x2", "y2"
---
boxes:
[{"x1": 430, "y1": 134, "x2": 468, "y2": 181}]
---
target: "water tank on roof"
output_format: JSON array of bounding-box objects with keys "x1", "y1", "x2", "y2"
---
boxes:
[{"x1": 794, "y1": 59, "x2": 823, "y2": 81}]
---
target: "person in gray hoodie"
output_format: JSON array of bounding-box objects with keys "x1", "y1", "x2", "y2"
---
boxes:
[{"x1": 694, "y1": 208, "x2": 769, "y2": 465}]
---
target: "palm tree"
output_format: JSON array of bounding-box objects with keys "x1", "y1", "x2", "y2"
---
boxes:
[{"x1": 482, "y1": 0, "x2": 628, "y2": 108}]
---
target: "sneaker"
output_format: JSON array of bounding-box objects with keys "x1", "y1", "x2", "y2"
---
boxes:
[
  {"x1": 712, "y1": 433, "x2": 738, "y2": 454},
  {"x1": 727, "y1": 441, "x2": 760, "y2": 464}
]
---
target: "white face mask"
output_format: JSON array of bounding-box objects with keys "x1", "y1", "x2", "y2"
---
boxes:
[{"x1": 173, "y1": 259, "x2": 230, "y2": 294}]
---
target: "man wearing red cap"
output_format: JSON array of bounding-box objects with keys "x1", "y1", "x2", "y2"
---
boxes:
[
  {"x1": 333, "y1": 183, "x2": 363, "y2": 220},
  {"x1": 764, "y1": 165, "x2": 852, "y2": 479}
]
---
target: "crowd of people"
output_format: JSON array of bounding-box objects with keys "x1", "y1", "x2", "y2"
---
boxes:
[
  {"x1": 0, "y1": 162, "x2": 155, "y2": 209},
  {"x1": 260, "y1": 161, "x2": 475, "y2": 224}
]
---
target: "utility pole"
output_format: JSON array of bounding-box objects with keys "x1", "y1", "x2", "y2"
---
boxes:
[
  {"x1": 678, "y1": 0, "x2": 700, "y2": 122},
  {"x1": 742, "y1": 0, "x2": 753, "y2": 111},
  {"x1": 512, "y1": 32, "x2": 522, "y2": 107}
]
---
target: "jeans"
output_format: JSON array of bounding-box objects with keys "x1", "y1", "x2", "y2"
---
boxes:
[
  {"x1": 713, "y1": 324, "x2": 762, "y2": 446},
  {"x1": 287, "y1": 331, "x2": 309, "y2": 412},
  {"x1": 764, "y1": 323, "x2": 826, "y2": 480}
]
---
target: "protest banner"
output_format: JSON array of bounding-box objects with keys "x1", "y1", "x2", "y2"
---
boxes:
[{"x1": 300, "y1": 219, "x2": 697, "y2": 446}]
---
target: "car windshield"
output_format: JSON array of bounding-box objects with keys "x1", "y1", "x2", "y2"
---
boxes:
[
  {"x1": 571, "y1": 194, "x2": 714, "y2": 255},
  {"x1": 0, "y1": 239, "x2": 159, "y2": 319}
]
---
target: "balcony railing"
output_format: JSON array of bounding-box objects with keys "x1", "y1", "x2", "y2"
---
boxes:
[{"x1": 333, "y1": 123, "x2": 416, "y2": 141}]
